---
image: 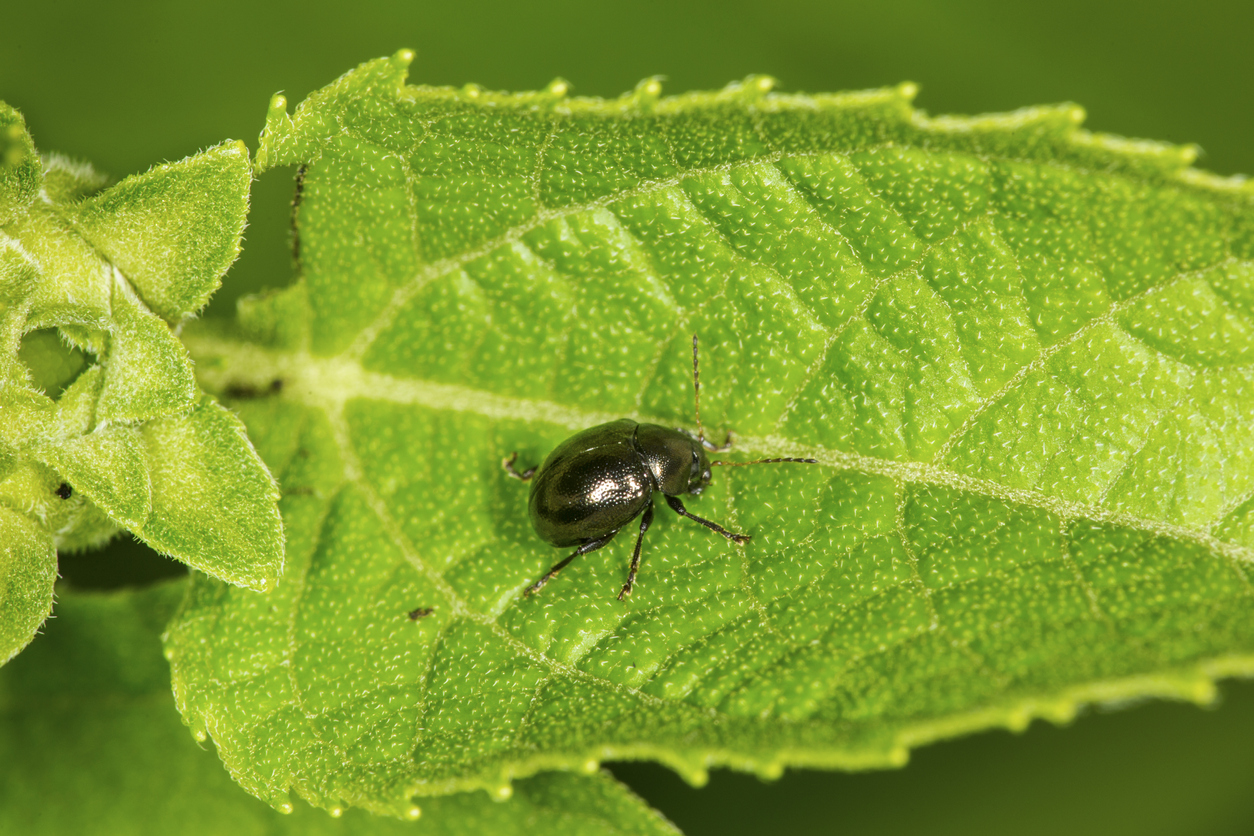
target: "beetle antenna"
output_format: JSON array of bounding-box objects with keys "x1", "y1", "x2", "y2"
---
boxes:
[
  {"x1": 711, "y1": 457, "x2": 818, "y2": 466},
  {"x1": 692, "y1": 334, "x2": 705, "y2": 446}
]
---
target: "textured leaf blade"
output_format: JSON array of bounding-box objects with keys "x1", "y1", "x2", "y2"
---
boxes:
[
  {"x1": 172, "y1": 54, "x2": 1254, "y2": 815},
  {"x1": 0, "y1": 580, "x2": 680, "y2": 836}
]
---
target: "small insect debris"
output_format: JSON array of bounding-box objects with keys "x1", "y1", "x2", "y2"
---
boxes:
[{"x1": 223, "y1": 378, "x2": 284, "y2": 399}]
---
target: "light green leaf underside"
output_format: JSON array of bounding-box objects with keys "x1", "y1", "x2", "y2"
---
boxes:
[
  {"x1": 0, "y1": 581, "x2": 679, "y2": 836},
  {"x1": 172, "y1": 52, "x2": 1254, "y2": 815},
  {"x1": 0, "y1": 101, "x2": 284, "y2": 607}
]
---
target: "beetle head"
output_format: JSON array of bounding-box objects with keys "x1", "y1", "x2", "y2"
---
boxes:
[
  {"x1": 685, "y1": 436, "x2": 713, "y2": 495},
  {"x1": 634, "y1": 423, "x2": 712, "y2": 497}
]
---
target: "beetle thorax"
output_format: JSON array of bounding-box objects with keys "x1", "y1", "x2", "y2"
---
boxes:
[{"x1": 633, "y1": 423, "x2": 712, "y2": 496}]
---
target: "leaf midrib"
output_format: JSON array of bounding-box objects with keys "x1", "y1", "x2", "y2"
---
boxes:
[{"x1": 185, "y1": 330, "x2": 1254, "y2": 570}]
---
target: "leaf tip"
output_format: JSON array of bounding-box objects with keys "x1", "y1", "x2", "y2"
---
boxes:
[
  {"x1": 726, "y1": 74, "x2": 776, "y2": 101},
  {"x1": 226, "y1": 138, "x2": 249, "y2": 159},
  {"x1": 1041, "y1": 699, "x2": 1079, "y2": 725},
  {"x1": 490, "y1": 781, "x2": 514, "y2": 802},
  {"x1": 258, "y1": 95, "x2": 293, "y2": 172},
  {"x1": 1178, "y1": 143, "x2": 1202, "y2": 165},
  {"x1": 1004, "y1": 707, "x2": 1033, "y2": 733},
  {"x1": 385, "y1": 49, "x2": 415, "y2": 90},
  {"x1": 675, "y1": 764, "x2": 709, "y2": 787},
  {"x1": 896, "y1": 81, "x2": 920, "y2": 102},
  {"x1": 1187, "y1": 676, "x2": 1219, "y2": 706},
  {"x1": 545, "y1": 77, "x2": 571, "y2": 98},
  {"x1": 405, "y1": 805, "x2": 422, "y2": 821},
  {"x1": 754, "y1": 761, "x2": 785, "y2": 781},
  {"x1": 634, "y1": 75, "x2": 665, "y2": 101}
]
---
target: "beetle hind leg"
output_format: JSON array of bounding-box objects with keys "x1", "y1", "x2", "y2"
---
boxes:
[
  {"x1": 525, "y1": 530, "x2": 618, "y2": 596},
  {"x1": 664, "y1": 494, "x2": 750, "y2": 543},
  {"x1": 502, "y1": 452, "x2": 537, "y2": 481},
  {"x1": 617, "y1": 502, "x2": 655, "y2": 601}
]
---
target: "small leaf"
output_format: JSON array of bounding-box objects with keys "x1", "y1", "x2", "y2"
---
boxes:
[
  {"x1": 0, "y1": 581, "x2": 681, "y2": 836},
  {"x1": 37, "y1": 368, "x2": 152, "y2": 527},
  {"x1": 97, "y1": 273, "x2": 197, "y2": 422},
  {"x1": 173, "y1": 55, "x2": 1254, "y2": 816},
  {"x1": 136, "y1": 397, "x2": 283, "y2": 590},
  {"x1": 71, "y1": 140, "x2": 252, "y2": 322},
  {"x1": 0, "y1": 507, "x2": 55, "y2": 665}
]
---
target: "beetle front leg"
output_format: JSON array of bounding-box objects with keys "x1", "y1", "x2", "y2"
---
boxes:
[
  {"x1": 664, "y1": 494, "x2": 750, "y2": 543},
  {"x1": 617, "y1": 501, "x2": 655, "y2": 601},
  {"x1": 701, "y1": 432, "x2": 733, "y2": 452},
  {"x1": 525, "y1": 530, "x2": 618, "y2": 596},
  {"x1": 502, "y1": 452, "x2": 537, "y2": 481}
]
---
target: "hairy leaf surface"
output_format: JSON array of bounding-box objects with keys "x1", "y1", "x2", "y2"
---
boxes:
[
  {"x1": 170, "y1": 52, "x2": 1254, "y2": 815},
  {"x1": 0, "y1": 580, "x2": 678, "y2": 836},
  {"x1": 0, "y1": 102, "x2": 284, "y2": 663}
]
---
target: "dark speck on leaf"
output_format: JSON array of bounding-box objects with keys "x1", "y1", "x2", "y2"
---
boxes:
[{"x1": 224, "y1": 379, "x2": 284, "y2": 399}]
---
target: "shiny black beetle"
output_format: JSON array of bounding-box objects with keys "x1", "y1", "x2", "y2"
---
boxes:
[{"x1": 504, "y1": 335, "x2": 816, "y2": 600}]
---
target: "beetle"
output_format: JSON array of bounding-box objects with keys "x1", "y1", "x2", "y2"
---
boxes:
[{"x1": 504, "y1": 335, "x2": 817, "y2": 600}]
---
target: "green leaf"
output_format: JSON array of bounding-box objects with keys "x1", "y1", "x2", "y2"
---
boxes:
[
  {"x1": 0, "y1": 506, "x2": 55, "y2": 665},
  {"x1": 73, "y1": 141, "x2": 253, "y2": 323},
  {"x1": 0, "y1": 102, "x2": 283, "y2": 663},
  {"x1": 0, "y1": 580, "x2": 680, "y2": 836},
  {"x1": 171, "y1": 53, "x2": 1254, "y2": 815},
  {"x1": 0, "y1": 105, "x2": 40, "y2": 226}
]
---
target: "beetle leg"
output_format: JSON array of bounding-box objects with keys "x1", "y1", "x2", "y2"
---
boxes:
[
  {"x1": 525, "y1": 531, "x2": 618, "y2": 596},
  {"x1": 617, "y1": 502, "x2": 655, "y2": 601},
  {"x1": 502, "y1": 452, "x2": 537, "y2": 481},
  {"x1": 701, "y1": 431, "x2": 733, "y2": 452},
  {"x1": 664, "y1": 494, "x2": 750, "y2": 544}
]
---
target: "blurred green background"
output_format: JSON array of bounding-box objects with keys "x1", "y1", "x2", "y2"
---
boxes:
[{"x1": 5, "y1": 1, "x2": 1253, "y2": 833}]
